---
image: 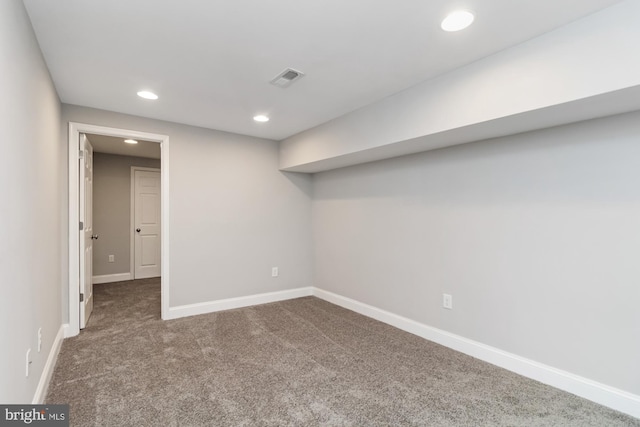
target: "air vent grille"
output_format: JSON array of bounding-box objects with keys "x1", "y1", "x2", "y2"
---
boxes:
[{"x1": 270, "y1": 68, "x2": 305, "y2": 88}]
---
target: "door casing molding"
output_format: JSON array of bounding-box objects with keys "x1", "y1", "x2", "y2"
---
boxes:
[{"x1": 67, "y1": 122, "x2": 170, "y2": 337}]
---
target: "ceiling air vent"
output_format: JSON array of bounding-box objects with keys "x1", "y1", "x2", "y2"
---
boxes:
[{"x1": 270, "y1": 68, "x2": 305, "y2": 88}]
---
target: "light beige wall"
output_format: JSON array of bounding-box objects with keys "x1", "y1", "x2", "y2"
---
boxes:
[
  {"x1": 0, "y1": 0, "x2": 63, "y2": 403},
  {"x1": 312, "y1": 110, "x2": 640, "y2": 396},
  {"x1": 93, "y1": 153, "x2": 160, "y2": 277},
  {"x1": 61, "y1": 104, "x2": 313, "y2": 311}
]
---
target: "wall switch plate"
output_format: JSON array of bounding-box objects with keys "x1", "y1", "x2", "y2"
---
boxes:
[
  {"x1": 272, "y1": 267, "x2": 279, "y2": 277},
  {"x1": 37, "y1": 328, "x2": 42, "y2": 352},
  {"x1": 443, "y1": 294, "x2": 453, "y2": 310},
  {"x1": 108, "y1": 255, "x2": 115, "y2": 263}
]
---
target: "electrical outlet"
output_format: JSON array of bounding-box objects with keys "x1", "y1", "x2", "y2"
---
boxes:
[
  {"x1": 271, "y1": 267, "x2": 279, "y2": 277},
  {"x1": 37, "y1": 328, "x2": 42, "y2": 352},
  {"x1": 26, "y1": 349, "x2": 32, "y2": 377},
  {"x1": 443, "y1": 294, "x2": 453, "y2": 310},
  {"x1": 108, "y1": 255, "x2": 115, "y2": 263}
]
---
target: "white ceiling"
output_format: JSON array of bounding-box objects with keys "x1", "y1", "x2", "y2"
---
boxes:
[
  {"x1": 23, "y1": 0, "x2": 622, "y2": 141},
  {"x1": 87, "y1": 134, "x2": 160, "y2": 159}
]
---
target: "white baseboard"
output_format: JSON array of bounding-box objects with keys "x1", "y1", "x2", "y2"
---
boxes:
[
  {"x1": 311, "y1": 287, "x2": 640, "y2": 420},
  {"x1": 166, "y1": 287, "x2": 314, "y2": 320},
  {"x1": 32, "y1": 325, "x2": 64, "y2": 404},
  {"x1": 92, "y1": 273, "x2": 132, "y2": 284}
]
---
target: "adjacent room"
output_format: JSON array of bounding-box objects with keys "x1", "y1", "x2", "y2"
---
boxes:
[{"x1": 1, "y1": 0, "x2": 639, "y2": 425}]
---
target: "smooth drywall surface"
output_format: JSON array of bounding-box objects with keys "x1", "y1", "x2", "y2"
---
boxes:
[
  {"x1": 0, "y1": 0, "x2": 62, "y2": 403},
  {"x1": 281, "y1": 0, "x2": 640, "y2": 172},
  {"x1": 312, "y1": 111, "x2": 640, "y2": 395},
  {"x1": 61, "y1": 104, "x2": 313, "y2": 308},
  {"x1": 93, "y1": 153, "x2": 160, "y2": 276}
]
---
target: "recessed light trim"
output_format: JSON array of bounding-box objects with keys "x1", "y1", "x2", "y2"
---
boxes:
[
  {"x1": 253, "y1": 115, "x2": 269, "y2": 123},
  {"x1": 137, "y1": 90, "x2": 158, "y2": 100},
  {"x1": 441, "y1": 10, "x2": 475, "y2": 32},
  {"x1": 124, "y1": 139, "x2": 138, "y2": 144}
]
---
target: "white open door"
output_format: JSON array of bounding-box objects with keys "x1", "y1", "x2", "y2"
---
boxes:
[
  {"x1": 79, "y1": 133, "x2": 95, "y2": 328},
  {"x1": 133, "y1": 169, "x2": 161, "y2": 278}
]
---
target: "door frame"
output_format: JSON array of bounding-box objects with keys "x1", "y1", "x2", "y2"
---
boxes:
[
  {"x1": 130, "y1": 166, "x2": 161, "y2": 279},
  {"x1": 67, "y1": 122, "x2": 170, "y2": 337}
]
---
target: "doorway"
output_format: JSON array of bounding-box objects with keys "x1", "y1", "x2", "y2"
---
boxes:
[{"x1": 67, "y1": 123, "x2": 170, "y2": 337}]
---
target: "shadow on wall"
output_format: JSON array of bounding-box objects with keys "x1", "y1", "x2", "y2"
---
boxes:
[{"x1": 281, "y1": 171, "x2": 313, "y2": 198}]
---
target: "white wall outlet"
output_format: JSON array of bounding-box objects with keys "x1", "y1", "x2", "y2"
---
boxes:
[
  {"x1": 108, "y1": 255, "x2": 115, "y2": 263},
  {"x1": 26, "y1": 349, "x2": 32, "y2": 377},
  {"x1": 37, "y1": 328, "x2": 42, "y2": 352},
  {"x1": 443, "y1": 293, "x2": 453, "y2": 310},
  {"x1": 271, "y1": 267, "x2": 279, "y2": 277}
]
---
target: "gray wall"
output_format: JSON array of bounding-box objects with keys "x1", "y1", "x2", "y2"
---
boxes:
[
  {"x1": 312, "y1": 111, "x2": 640, "y2": 396},
  {"x1": 0, "y1": 0, "x2": 63, "y2": 403},
  {"x1": 61, "y1": 104, "x2": 313, "y2": 310},
  {"x1": 92, "y1": 153, "x2": 161, "y2": 277}
]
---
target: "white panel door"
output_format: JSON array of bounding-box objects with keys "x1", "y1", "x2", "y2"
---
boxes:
[
  {"x1": 79, "y1": 134, "x2": 94, "y2": 329},
  {"x1": 134, "y1": 169, "x2": 161, "y2": 278}
]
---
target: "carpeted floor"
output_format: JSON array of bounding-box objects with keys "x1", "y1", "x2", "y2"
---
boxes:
[{"x1": 46, "y1": 279, "x2": 639, "y2": 426}]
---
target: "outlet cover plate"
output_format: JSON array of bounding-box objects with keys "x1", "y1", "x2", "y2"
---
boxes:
[
  {"x1": 443, "y1": 294, "x2": 453, "y2": 310},
  {"x1": 26, "y1": 349, "x2": 31, "y2": 377}
]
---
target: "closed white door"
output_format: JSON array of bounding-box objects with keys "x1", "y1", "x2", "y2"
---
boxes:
[
  {"x1": 79, "y1": 134, "x2": 94, "y2": 328},
  {"x1": 134, "y1": 169, "x2": 161, "y2": 278}
]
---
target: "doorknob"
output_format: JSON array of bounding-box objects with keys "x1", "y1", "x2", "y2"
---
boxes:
[
  {"x1": 91, "y1": 234, "x2": 99, "y2": 240},
  {"x1": 136, "y1": 228, "x2": 141, "y2": 233}
]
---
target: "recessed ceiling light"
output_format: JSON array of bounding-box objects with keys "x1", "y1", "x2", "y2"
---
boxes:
[
  {"x1": 124, "y1": 139, "x2": 138, "y2": 144},
  {"x1": 441, "y1": 10, "x2": 475, "y2": 32},
  {"x1": 253, "y1": 115, "x2": 269, "y2": 123},
  {"x1": 137, "y1": 91, "x2": 158, "y2": 100}
]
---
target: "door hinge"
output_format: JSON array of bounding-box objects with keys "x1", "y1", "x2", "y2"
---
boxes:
[
  {"x1": 79, "y1": 221, "x2": 84, "y2": 231},
  {"x1": 80, "y1": 293, "x2": 84, "y2": 302},
  {"x1": 79, "y1": 150, "x2": 84, "y2": 159}
]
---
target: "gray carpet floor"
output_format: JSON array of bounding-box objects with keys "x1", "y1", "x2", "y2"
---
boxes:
[{"x1": 46, "y1": 278, "x2": 639, "y2": 426}]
